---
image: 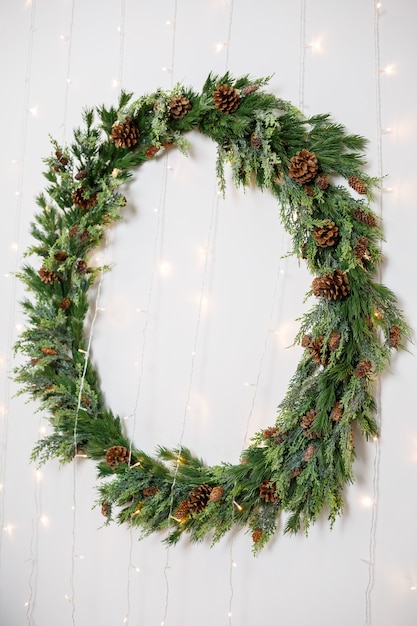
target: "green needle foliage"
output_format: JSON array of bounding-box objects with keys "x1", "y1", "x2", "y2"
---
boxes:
[{"x1": 14, "y1": 73, "x2": 410, "y2": 553}]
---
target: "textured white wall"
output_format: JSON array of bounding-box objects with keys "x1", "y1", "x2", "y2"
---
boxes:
[{"x1": 0, "y1": 1, "x2": 416, "y2": 625}]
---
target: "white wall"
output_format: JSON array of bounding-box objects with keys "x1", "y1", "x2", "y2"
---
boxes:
[{"x1": 1, "y1": 1, "x2": 416, "y2": 625}]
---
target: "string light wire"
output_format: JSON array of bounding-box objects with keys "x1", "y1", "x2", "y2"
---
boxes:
[
  {"x1": 60, "y1": 0, "x2": 76, "y2": 144},
  {"x1": 298, "y1": 0, "x2": 307, "y2": 111},
  {"x1": 69, "y1": 235, "x2": 108, "y2": 625},
  {"x1": 0, "y1": 0, "x2": 37, "y2": 613},
  {"x1": 364, "y1": 4, "x2": 386, "y2": 623}
]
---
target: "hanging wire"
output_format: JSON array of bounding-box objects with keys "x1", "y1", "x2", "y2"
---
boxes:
[
  {"x1": 298, "y1": 0, "x2": 307, "y2": 112},
  {"x1": 0, "y1": 0, "x2": 37, "y2": 612},
  {"x1": 69, "y1": 236, "x2": 108, "y2": 625},
  {"x1": 61, "y1": 0, "x2": 76, "y2": 145},
  {"x1": 364, "y1": 3, "x2": 385, "y2": 624}
]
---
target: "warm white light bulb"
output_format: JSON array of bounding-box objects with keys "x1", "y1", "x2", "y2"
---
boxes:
[{"x1": 361, "y1": 496, "x2": 374, "y2": 508}]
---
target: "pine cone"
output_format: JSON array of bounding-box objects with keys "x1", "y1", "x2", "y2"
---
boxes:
[
  {"x1": 75, "y1": 169, "x2": 87, "y2": 180},
  {"x1": 313, "y1": 221, "x2": 339, "y2": 247},
  {"x1": 308, "y1": 337, "x2": 327, "y2": 365},
  {"x1": 38, "y1": 267, "x2": 59, "y2": 285},
  {"x1": 105, "y1": 445, "x2": 130, "y2": 468},
  {"x1": 209, "y1": 486, "x2": 224, "y2": 502},
  {"x1": 250, "y1": 133, "x2": 262, "y2": 149},
  {"x1": 242, "y1": 84, "x2": 259, "y2": 95},
  {"x1": 252, "y1": 528, "x2": 263, "y2": 543},
  {"x1": 355, "y1": 358, "x2": 372, "y2": 378},
  {"x1": 110, "y1": 117, "x2": 140, "y2": 149},
  {"x1": 316, "y1": 174, "x2": 329, "y2": 190},
  {"x1": 69, "y1": 225, "x2": 79, "y2": 238},
  {"x1": 348, "y1": 175, "x2": 367, "y2": 194},
  {"x1": 213, "y1": 84, "x2": 241, "y2": 114},
  {"x1": 355, "y1": 237, "x2": 370, "y2": 261},
  {"x1": 187, "y1": 484, "x2": 212, "y2": 513},
  {"x1": 388, "y1": 325, "x2": 401, "y2": 348},
  {"x1": 353, "y1": 208, "x2": 377, "y2": 227},
  {"x1": 145, "y1": 145, "x2": 159, "y2": 159},
  {"x1": 288, "y1": 149, "x2": 318, "y2": 184},
  {"x1": 173, "y1": 499, "x2": 190, "y2": 521},
  {"x1": 329, "y1": 331, "x2": 341, "y2": 351},
  {"x1": 72, "y1": 187, "x2": 98, "y2": 210},
  {"x1": 169, "y1": 95, "x2": 192, "y2": 119},
  {"x1": 55, "y1": 150, "x2": 68, "y2": 167},
  {"x1": 259, "y1": 479, "x2": 277, "y2": 503},
  {"x1": 263, "y1": 427, "x2": 278, "y2": 439},
  {"x1": 143, "y1": 487, "x2": 159, "y2": 497},
  {"x1": 41, "y1": 347, "x2": 57, "y2": 356},
  {"x1": 331, "y1": 402, "x2": 343, "y2": 422},
  {"x1": 301, "y1": 409, "x2": 317, "y2": 434},
  {"x1": 76, "y1": 259, "x2": 88, "y2": 274},
  {"x1": 59, "y1": 297, "x2": 71, "y2": 311},
  {"x1": 301, "y1": 334, "x2": 312, "y2": 348},
  {"x1": 312, "y1": 269, "x2": 350, "y2": 301},
  {"x1": 101, "y1": 501, "x2": 110, "y2": 517},
  {"x1": 54, "y1": 251, "x2": 68, "y2": 262},
  {"x1": 304, "y1": 444, "x2": 316, "y2": 462}
]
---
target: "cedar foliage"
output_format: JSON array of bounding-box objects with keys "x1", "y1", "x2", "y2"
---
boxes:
[{"x1": 14, "y1": 74, "x2": 409, "y2": 553}]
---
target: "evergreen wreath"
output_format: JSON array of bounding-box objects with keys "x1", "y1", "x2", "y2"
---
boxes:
[{"x1": 15, "y1": 73, "x2": 409, "y2": 552}]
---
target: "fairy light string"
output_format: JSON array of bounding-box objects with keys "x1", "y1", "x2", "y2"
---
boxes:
[{"x1": 364, "y1": 3, "x2": 386, "y2": 624}]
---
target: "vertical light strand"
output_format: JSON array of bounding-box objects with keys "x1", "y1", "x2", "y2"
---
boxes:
[
  {"x1": 68, "y1": 236, "x2": 108, "y2": 626},
  {"x1": 298, "y1": 0, "x2": 307, "y2": 111},
  {"x1": 25, "y1": 471, "x2": 41, "y2": 626},
  {"x1": 161, "y1": 185, "x2": 220, "y2": 626},
  {"x1": 169, "y1": 0, "x2": 178, "y2": 87},
  {"x1": 0, "y1": 0, "x2": 36, "y2": 602},
  {"x1": 364, "y1": 3, "x2": 385, "y2": 624},
  {"x1": 60, "y1": 0, "x2": 76, "y2": 145},
  {"x1": 117, "y1": 0, "x2": 126, "y2": 90}
]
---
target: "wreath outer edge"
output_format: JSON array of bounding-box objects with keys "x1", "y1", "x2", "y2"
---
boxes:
[{"x1": 14, "y1": 72, "x2": 410, "y2": 553}]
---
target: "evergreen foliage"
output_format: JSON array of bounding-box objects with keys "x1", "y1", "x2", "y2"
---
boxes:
[{"x1": 14, "y1": 74, "x2": 410, "y2": 553}]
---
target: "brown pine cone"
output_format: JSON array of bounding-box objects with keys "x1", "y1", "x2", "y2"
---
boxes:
[
  {"x1": 110, "y1": 117, "x2": 140, "y2": 149},
  {"x1": 263, "y1": 427, "x2": 278, "y2": 439},
  {"x1": 54, "y1": 251, "x2": 68, "y2": 262},
  {"x1": 69, "y1": 225, "x2": 79, "y2": 238},
  {"x1": 312, "y1": 269, "x2": 350, "y2": 301},
  {"x1": 312, "y1": 221, "x2": 339, "y2": 247},
  {"x1": 145, "y1": 145, "x2": 159, "y2": 158},
  {"x1": 59, "y1": 297, "x2": 71, "y2": 311},
  {"x1": 304, "y1": 444, "x2": 316, "y2": 462},
  {"x1": 209, "y1": 486, "x2": 224, "y2": 502},
  {"x1": 242, "y1": 84, "x2": 259, "y2": 95},
  {"x1": 187, "y1": 484, "x2": 212, "y2": 513},
  {"x1": 259, "y1": 479, "x2": 277, "y2": 503},
  {"x1": 348, "y1": 175, "x2": 367, "y2": 194},
  {"x1": 72, "y1": 187, "x2": 98, "y2": 210},
  {"x1": 353, "y1": 208, "x2": 377, "y2": 227},
  {"x1": 301, "y1": 334, "x2": 312, "y2": 348},
  {"x1": 252, "y1": 528, "x2": 263, "y2": 543},
  {"x1": 309, "y1": 337, "x2": 327, "y2": 364},
  {"x1": 288, "y1": 149, "x2": 318, "y2": 184},
  {"x1": 250, "y1": 133, "x2": 262, "y2": 149},
  {"x1": 101, "y1": 501, "x2": 110, "y2": 517},
  {"x1": 105, "y1": 445, "x2": 130, "y2": 468},
  {"x1": 316, "y1": 174, "x2": 329, "y2": 190},
  {"x1": 173, "y1": 499, "x2": 190, "y2": 521},
  {"x1": 355, "y1": 237, "x2": 370, "y2": 261},
  {"x1": 213, "y1": 84, "x2": 241, "y2": 114},
  {"x1": 41, "y1": 347, "x2": 57, "y2": 356},
  {"x1": 331, "y1": 402, "x2": 343, "y2": 422},
  {"x1": 355, "y1": 358, "x2": 372, "y2": 378},
  {"x1": 76, "y1": 259, "x2": 88, "y2": 274},
  {"x1": 169, "y1": 95, "x2": 192, "y2": 119},
  {"x1": 143, "y1": 487, "x2": 159, "y2": 497},
  {"x1": 75, "y1": 169, "x2": 87, "y2": 180},
  {"x1": 301, "y1": 409, "x2": 317, "y2": 434},
  {"x1": 388, "y1": 325, "x2": 401, "y2": 348},
  {"x1": 38, "y1": 267, "x2": 59, "y2": 285},
  {"x1": 329, "y1": 331, "x2": 341, "y2": 351}
]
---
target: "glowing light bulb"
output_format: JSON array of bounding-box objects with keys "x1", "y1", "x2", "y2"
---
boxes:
[
  {"x1": 158, "y1": 261, "x2": 172, "y2": 277},
  {"x1": 233, "y1": 500, "x2": 243, "y2": 512},
  {"x1": 361, "y1": 496, "x2": 374, "y2": 508},
  {"x1": 34, "y1": 469, "x2": 43, "y2": 482},
  {"x1": 411, "y1": 585, "x2": 417, "y2": 591},
  {"x1": 161, "y1": 67, "x2": 172, "y2": 73},
  {"x1": 28, "y1": 106, "x2": 38, "y2": 116},
  {"x1": 40, "y1": 515, "x2": 50, "y2": 528},
  {"x1": 380, "y1": 64, "x2": 395, "y2": 75}
]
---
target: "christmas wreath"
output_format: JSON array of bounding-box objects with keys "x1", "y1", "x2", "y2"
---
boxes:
[{"x1": 15, "y1": 73, "x2": 409, "y2": 552}]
